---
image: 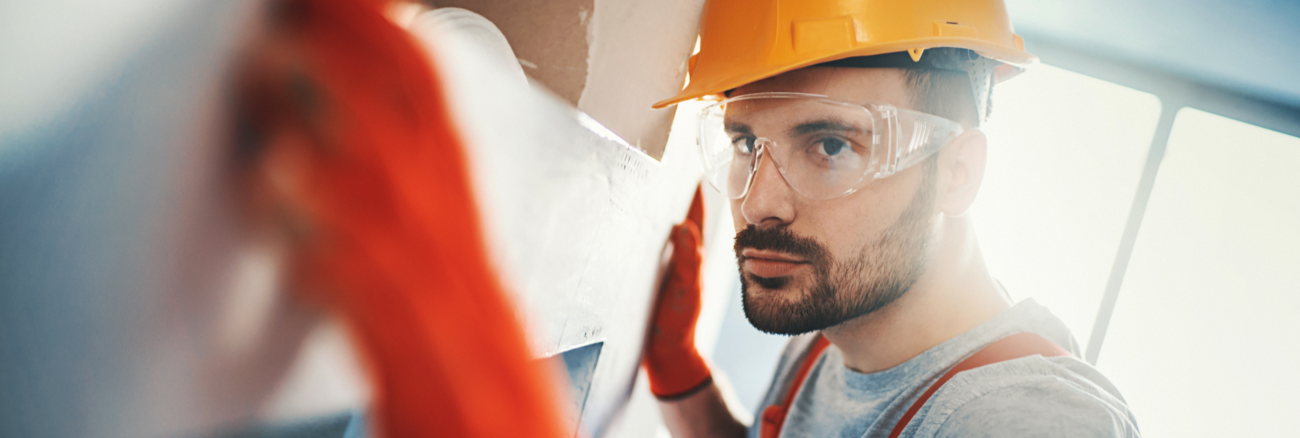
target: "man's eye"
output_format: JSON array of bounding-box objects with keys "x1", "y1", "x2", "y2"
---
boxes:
[
  {"x1": 814, "y1": 138, "x2": 849, "y2": 156},
  {"x1": 733, "y1": 137, "x2": 757, "y2": 154}
]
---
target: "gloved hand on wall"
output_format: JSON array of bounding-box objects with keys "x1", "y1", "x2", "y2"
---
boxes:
[{"x1": 643, "y1": 184, "x2": 712, "y2": 399}]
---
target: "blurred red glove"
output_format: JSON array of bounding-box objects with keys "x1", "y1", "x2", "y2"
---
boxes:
[
  {"x1": 643, "y1": 185, "x2": 712, "y2": 399},
  {"x1": 238, "y1": 1, "x2": 570, "y2": 435}
]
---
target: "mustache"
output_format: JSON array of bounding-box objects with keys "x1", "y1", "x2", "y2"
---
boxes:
[{"x1": 733, "y1": 225, "x2": 829, "y2": 264}]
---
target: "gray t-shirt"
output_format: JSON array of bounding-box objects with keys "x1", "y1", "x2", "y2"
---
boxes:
[{"x1": 748, "y1": 299, "x2": 1140, "y2": 438}]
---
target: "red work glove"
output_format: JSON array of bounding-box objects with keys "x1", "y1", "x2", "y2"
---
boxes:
[{"x1": 643, "y1": 185, "x2": 712, "y2": 399}]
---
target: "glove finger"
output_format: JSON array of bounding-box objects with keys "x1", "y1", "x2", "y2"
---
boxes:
[
  {"x1": 671, "y1": 219, "x2": 703, "y2": 271},
  {"x1": 686, "y1": 183, "x2": 704, "y2": 228}
]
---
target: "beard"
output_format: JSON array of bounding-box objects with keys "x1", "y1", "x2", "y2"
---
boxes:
[{"x1": 735, "y1": 158, "x2": 939, "y2": 335}]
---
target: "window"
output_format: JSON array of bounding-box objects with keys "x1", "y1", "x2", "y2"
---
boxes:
[
  {"x1": 974, "y1": 64, "x2": 1161, "y2": 349},
  {"x1": 1097, "y1": 108, "x2": 1300, "y2": 437}
]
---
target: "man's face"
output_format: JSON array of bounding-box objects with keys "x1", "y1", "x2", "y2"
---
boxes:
[{"x1": 730, "y1": 67, "x2": 941, "y2": 335}]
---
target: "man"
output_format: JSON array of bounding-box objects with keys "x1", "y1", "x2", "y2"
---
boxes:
[{"x1": 640, "y1": 1, "x2": 1140, "y2": 437}]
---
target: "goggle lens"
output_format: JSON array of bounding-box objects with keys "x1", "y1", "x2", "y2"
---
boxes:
[{"x1": 697, "y1": 93, "x2": 960, "y2": 200}]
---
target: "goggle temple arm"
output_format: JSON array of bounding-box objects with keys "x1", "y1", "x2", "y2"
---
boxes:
[{"x1": 883, "y1": 109, "x2": 964, "y2": 177}]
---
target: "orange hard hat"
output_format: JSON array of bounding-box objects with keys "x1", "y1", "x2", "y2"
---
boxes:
[{"x1": 653, "y1": 0, "x2": 1036, "y2": 109}]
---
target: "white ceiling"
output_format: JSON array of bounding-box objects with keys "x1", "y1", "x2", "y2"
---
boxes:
[{"x1": 1007, "y1": 0, "x2": 1300, "y2": 108}]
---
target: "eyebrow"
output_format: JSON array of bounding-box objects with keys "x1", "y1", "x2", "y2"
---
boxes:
[
  {"x1": 723, "y1": 118, "x2": 864, "y2": 137},
  {"x1": 791, "y1": 119, "x2": 863, "y2": 137},
  {"x1": 724, "y1": 122, "x2": 753, "y2": 135}
]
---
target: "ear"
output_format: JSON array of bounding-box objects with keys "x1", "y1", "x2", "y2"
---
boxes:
[{"x1": 938, "y1": 128, "x2": 987, "y2": 217}]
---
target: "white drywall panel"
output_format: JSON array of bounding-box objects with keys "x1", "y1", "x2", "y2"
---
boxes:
[
  {"x1": 577, "y1": 0, "x2": 706, "y2": 158},
  {"x1": 426, "y1": 0, "x2": 705, "y2": 159},
  {"x1": 414, "y1": 14, "x2": 720, "y2": 437}
]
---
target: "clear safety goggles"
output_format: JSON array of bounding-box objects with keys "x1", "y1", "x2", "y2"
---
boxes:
[{"x1": 698, "y1": 92, "x2": 963, "y2": 200}]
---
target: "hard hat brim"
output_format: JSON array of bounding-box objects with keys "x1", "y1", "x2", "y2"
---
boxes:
[{"x1": 653, "y1": 39, "x2": 1038, "y2": 109}]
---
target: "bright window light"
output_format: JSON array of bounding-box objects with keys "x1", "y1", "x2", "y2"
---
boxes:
[
  {"x1": 975, "y1": 64, "x2": 1161, "y2": 349},
  {"x1": 1097, "y1": 108, "x2": 1300, "y2": 437}
]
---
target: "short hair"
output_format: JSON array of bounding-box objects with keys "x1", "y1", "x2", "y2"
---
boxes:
[{"x1": 901, "y1": 68, "x2": 982, "y2": 128}]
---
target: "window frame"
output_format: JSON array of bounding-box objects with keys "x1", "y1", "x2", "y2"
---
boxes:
[{"x1": 1027, "y1": 37, "x2": 1300, "y2": 364}]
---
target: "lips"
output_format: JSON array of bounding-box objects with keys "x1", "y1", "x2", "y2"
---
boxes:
[{"x1": 741, "y1": 249, "x2": 808, "y2": 278}]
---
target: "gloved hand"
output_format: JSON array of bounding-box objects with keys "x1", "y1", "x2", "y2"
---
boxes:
[{"x1": 643, "y1": 185, "x2": 712, "y2": 399}]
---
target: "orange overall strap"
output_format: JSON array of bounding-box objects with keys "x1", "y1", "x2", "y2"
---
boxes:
[
  {"x1": 886, "y1": 332, "x2": 1071, "y2": 438},
  {"x1": 759, "y1": 334, "x2": 832, "y2": 438}
]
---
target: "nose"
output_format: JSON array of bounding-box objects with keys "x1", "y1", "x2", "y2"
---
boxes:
[{"x1": 740, "y1": 143, "x2": 796, "y2": 228}]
